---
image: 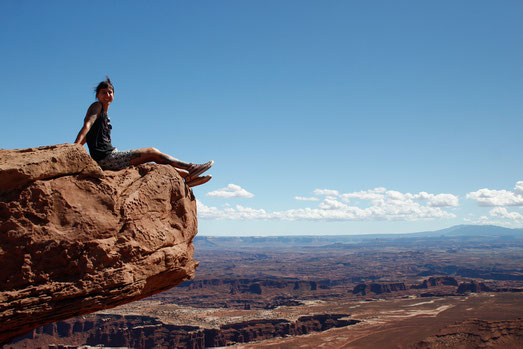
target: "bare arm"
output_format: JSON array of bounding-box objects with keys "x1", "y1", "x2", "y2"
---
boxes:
[{"x1": 74, "y1": 102, "x2": 102, "y2": 145}]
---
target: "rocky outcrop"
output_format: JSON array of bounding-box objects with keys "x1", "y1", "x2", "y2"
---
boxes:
[
  {"x1": 0, "y1": 144, "x2": 104, "y2": 193},
  {"x1": 457, "y1": 281, "x2": 493, "y2": 293},
  {"x1": 7, "y1": 313, "x2": 360, "y2": 348},
  {"x1": 0, "y1": 144, "x2": 198, "y2": 344},
  {"x1": 183, "y1": 278, "x2": 318, "y2": 295},
  {"x1": 205, "y1": 314, "x2": 359, "y2": 347},
  {"x1": 417, "y1": 264, "x2": 523, "y2": 281},
  {"x1": 415, "y1": 318, "x2": 523, "y2": 348},
  {"x1": 411, "y1": 276, "x2": 459, "y2": 289}
]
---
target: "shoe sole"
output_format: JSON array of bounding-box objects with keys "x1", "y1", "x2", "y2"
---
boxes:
[{"x1": 187, "y1": 175, "x2": 212, "y2": 187}]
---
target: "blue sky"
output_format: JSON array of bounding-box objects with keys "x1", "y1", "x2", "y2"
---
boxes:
[{"x1": 2, "y1": 1, "x2": 522, "y2": 235}]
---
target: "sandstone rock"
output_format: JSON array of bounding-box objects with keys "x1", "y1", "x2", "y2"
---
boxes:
[
  {"x1": 0, "y1": 144, "x2": 104, "y2": 193},
  {"x1": 0, "y1": 144, "x2": 198, "y2": 344}
]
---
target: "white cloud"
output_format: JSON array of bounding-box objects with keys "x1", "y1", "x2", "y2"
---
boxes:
[
  {"x1": 413, "y1": 193, "x2": 459, "y2": 207},
  {"x1": 197, "y1": 201, "x2": 270, "y2": 220},
  {"x1": 318, "y1": 198, "x2": 349, "y2": 210},
  {"x1": 341, "y1": 188, "x2": 386, "y2": 202},
  {"x1": 386, "y1": 190, "x2": 405, "y2": 201},
  {"x1": 379, "y1": 191, "x2": 459, "y2": 207},
  {"x1": 206, "y1": 184, "x2": 254, "y2": 198},
  {"x1": 489, "y1": 207, "x2": 523, "y2": 220},
  {"x1": 295, "y1": 196, "x2": 319, "y2": 201},
  {"x1": 198, "y1": 186, "x2": 458, "y2": 222},
  {"x1": 317, "y1": 188, "x2": 458, "y2": 208},
  {"x1": 467, "y1": 181, "x2": 523, "y2": 206},
  {"x1": 313, "y1": 189, "x2": 339, "y2": 196},
  {"x1": 197, "y1": 200, "x2": 455, "y2": 222}
]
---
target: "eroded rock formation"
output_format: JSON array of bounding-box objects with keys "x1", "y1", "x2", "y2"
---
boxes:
[
  {"x1": 0, "y1": 144, "x2": 198, "y2": 344},
  {"x1": 457, "y1": 280, "x2": 493, "y2": 293},
  {"x1": 6, "y1": 313, "x2": 360, "y2": 349},
  {"x1": 416, "y1": 318, "x2": 523, "y2": 348},
  {"x1": 184, "y1": 278, "x2": 318, "y2": 295},
  {"x1": 410, "y1": 276, "x2": 459, "y2": 289}
]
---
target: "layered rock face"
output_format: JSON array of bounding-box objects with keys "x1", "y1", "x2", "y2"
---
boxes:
[
  {"x1": 416, "y1": 318, "x2": 523, "y2": 348},
  {"x1": 8, "y1": 313, "x2": 359, "y2": 349},
  {"x1": 410, "y1": 276, "x2": 459, "y2": 289},
  {"x1": 0, "y1": 144, "x2": 198, "y2": 344},
  {"x1": 184, "y1": 278, "x2": 318, "y2": 294},
  {"x1": 457, "y1": 280, "x2": 493, "y2": 293}
]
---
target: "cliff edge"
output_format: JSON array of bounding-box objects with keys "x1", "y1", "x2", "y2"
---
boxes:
[{"x1": 0, "y1": 144, "x2": 199, "y2": 344}]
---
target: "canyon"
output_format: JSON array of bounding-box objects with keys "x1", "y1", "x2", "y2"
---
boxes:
[{"x1": 6, "y1": 225, "x2": 523, "y2": 348}]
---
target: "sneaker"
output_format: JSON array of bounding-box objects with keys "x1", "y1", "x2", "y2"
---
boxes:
[
  {"x1": 187, "y1": 175, "x2": 212, "y2": 187},
  {"x1": 186, "y1": 160, "x2": 214, "y2": 181}
]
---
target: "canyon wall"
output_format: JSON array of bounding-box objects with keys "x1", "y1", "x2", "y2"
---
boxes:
[{"x1": 8, "y1": 313, "x2": 360, "y2": 348}]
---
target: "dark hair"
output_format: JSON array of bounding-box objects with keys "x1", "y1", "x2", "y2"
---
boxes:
[{"x1": 95, "y1": 76, "x2": 114, "y2": 95}]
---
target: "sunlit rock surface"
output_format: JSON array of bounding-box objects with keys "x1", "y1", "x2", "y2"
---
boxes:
[{"x1": 0, "y1": 144, "x2": 198, "y2": 344}]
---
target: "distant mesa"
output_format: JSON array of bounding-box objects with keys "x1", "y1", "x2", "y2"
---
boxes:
[
  {"x1": 410, "y1": 276, "x2": 459, "y2": 289},
  {"x1": 351, "y1": 277, "x2": 507, "y2": 297},
  {"x1": 0, "y1": 144, "x2": 199, "y2": 344},
  {"x1": 185, "y1": 278, "x2": 318, "y2": 296},
  {"x1": 457, "y1": 281, "x2": 493, "y2": 294}
]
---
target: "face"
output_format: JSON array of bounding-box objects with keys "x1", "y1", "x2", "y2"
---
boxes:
[{"x1": 96, "y1": 87, "x2": 114, "y2": 105}]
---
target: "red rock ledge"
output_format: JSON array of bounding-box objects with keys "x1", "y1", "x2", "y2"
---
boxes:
[{"x1": 0, "y1": 144, "x2": 198, "y2": 344}]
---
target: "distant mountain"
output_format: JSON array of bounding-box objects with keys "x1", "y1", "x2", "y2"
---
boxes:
[
  {"x1": 413, "y1": 225, "x2": 523, "y2": 237},
  {"x1": 194, "y1": 235, "x2": 350, "y2": 249},
  {"x1": 192, "y1": 236, "x2": 219, "y2": 248},
  {"x1": 194, "y1": 225, "x2": 523, "y2": 250}
]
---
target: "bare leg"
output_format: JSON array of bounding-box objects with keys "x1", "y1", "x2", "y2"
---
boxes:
[
  {"x1": 128, "y1": 147, "x2": 190, "y2": 177},
  {"x1": 129, "y1": 148, "x2": 212, "y2": 180},
  {"x1": 129, "y1": 148, "x2": 190, "y2": 167}
]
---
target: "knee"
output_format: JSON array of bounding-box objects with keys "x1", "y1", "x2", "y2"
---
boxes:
[{"x1": 144, "y1": 147, "x2": 160, "y2": 155}]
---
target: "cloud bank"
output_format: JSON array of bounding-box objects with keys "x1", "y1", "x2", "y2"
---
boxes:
[
  {"x1": 199, "y1": 187, "x2": 459, "y2": 222},
  {"x1": 466, "y1": 181, "x2": 523, "y2": 206},
  {"x1": 200, "y1": 181, "x2": 523, "y2": 227},
  {"x1": 489, "y1": 207, "x2": 523, "y2": 220}
]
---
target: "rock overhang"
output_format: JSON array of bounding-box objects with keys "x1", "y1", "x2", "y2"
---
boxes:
[{"x1": 0, "y1": 144, "x2": 199, "y2": 344}]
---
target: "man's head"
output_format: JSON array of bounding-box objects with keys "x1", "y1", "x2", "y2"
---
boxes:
[{"x1": 95, "y1": 76, "x2": 114, "y2": 104}]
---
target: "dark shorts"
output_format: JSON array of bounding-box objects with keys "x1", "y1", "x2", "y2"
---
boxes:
[{"x1": 97, "y1": 149, "x2": 139, "y2": 171}]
